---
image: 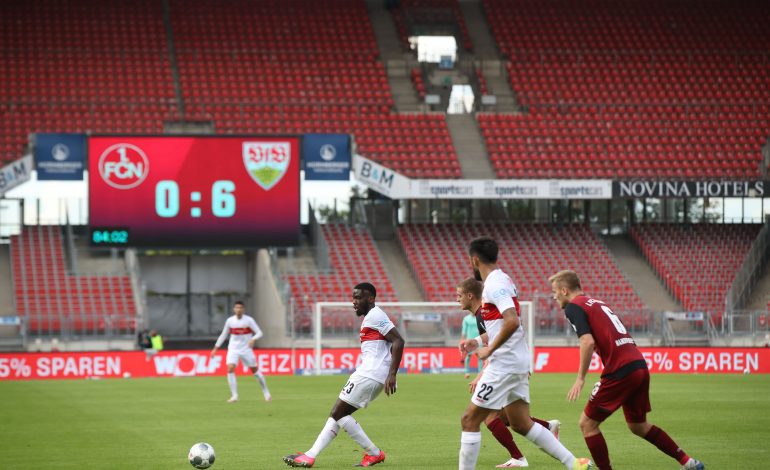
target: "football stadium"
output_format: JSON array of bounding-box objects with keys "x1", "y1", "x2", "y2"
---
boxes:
[{"x1": 1, "y1": 0, "x2": 770, "y2": 468}]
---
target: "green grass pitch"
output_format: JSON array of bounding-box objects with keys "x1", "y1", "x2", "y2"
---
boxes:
[{"x1": 1, "y1": 373, "x2": 769, "y2": 469}]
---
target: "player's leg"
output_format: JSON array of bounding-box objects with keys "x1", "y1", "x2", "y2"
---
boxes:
[
  {"x1": 460, "y1": 401, "x2": 493, "y2": 470},
  {"x1": 500, "y1": 412, "x2": 556, "y2": 436},
  {"x1": 464, "y1": 353, "x2": 472, "y2": 378},
  {"x1": 283, "y1": 396, "x2": 359, "y2": 467},
  {"x1": 243, "y1": 349, "x2": 270, "y2": 401},
  {"x1": 484, "y1": 411, "x2": 528, "y2": 468},
  {"x1": 248, "y1": 364, "x2": 271, "y2": 400},
  {"x1": 333, "y1": 376, "x2": 386, "y2": 466},
  {"x1": 308, "y1": 399, "x2": 358, "y2": 458},
  {"x1": 529, "y1": 416, "x2": 560, "y2": 439},
  {"x1": 504, "y1": 400, "x2": 587, "y2": 469},
  {"x1": 578, "y1": 412, "x2": 611, "y2": 470},
  {"x1": 623, "y1": 370, "x2": 704, "y2": 469},
  {"x1": 225, "y1": 351, "x2": 239, "y2": 402},
  {"x1": 580, "y1": 373, "x2": 647, "y2": 470}
]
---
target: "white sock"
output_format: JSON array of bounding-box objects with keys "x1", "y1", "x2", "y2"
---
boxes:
[
  {"x1": 305, "y1": 417, "x2": 340, "y2": 458},
  {"x1": 524, "y1": 422, "x2": 575, "y2": 467},
  {"x1": 459, "y1": 431, "x2": 482, "y2": 470},
  {"x1": 254, "y1": 370, "x2": 270, "y2": 395},
  {"x1": 337, "y1": 416, "x2": 380, "y2": 456},
  {"x1": 227, "y1": 372, "x2": 238, "y2": 398}
]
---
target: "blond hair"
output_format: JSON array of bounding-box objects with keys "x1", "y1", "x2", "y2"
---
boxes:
[
  {"x1": 457, "y1": 277, "x2": 483, "y2": 298},
  {"x1": 548, "y1": 270, "x2": 582, "y2": 291}
]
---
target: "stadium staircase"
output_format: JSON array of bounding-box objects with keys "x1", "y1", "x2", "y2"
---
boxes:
[
  {"x1": 284, "y1": 224, "x2": 398, "y2": 334},
  {"x1": 630, "y1": 223, "x2": 761, "y2": 323},
  {"x1": 367, "y1": 1, "x2": 424, "y2": 112},
  {"x1": 446, "y1": 114, "x2": 496, "y2": 178},
  {"x1": 746, "y1": 269, "x2": 770, "y2": 312},
  {"x1": 0, "y1": 244, "x2": 22, "y2": 350},
  {"x1": 372, "y1": 239, "x2": 424, "y2": 302},
  {"x1": 458, "y1": 2, "x2": 519, "y2": 112},
  {"x1": 603, "y1": 235, "x2": 682, "y2": 313},
  {"x1": 10, "y1": 226, "x2": 136, "y2": 337}
]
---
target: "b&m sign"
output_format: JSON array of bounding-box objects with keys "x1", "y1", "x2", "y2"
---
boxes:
[{"x1": 88, "y1": 136, "x2": 300, "y2": 248}]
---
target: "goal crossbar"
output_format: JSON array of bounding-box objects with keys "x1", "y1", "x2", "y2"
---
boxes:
[{"x1": 313, "y1": 301, "x2": 535, "y2": 375}]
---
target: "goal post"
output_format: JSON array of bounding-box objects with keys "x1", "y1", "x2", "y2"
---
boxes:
[{"x1": 313, "y1": 301, "x2": 534, "y2": 375}]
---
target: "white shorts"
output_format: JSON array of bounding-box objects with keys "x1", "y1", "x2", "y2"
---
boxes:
[
  {"x1": 226, "y1": 349, "x2": 257, "y2": 368},
  {"x1": 471, "y1": 370, "x2": 530, "y2": 410},
  {"x1": 338, "y1": 373, "x2": 384, "y2": 409}
]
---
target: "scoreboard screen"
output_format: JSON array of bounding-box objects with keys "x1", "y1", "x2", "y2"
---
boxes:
[{"x1": 88, "y1": 136, "x2": 300, "y2": 248}]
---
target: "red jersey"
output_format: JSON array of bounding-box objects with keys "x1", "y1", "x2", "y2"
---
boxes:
[{"x1": 565, "y1": 295, "x2": 646, "y2": 378}]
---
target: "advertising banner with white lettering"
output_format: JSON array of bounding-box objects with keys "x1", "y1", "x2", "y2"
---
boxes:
[
  {"x1": 34, "y1": 133, "x2": 86, "y2": 180},
  {"x1": 2, "y1": 347, "x2": 767, "y2": 380},
  {"x1": 0, "y1": 154, "x2": 33, "y2": 196},
  {"x1": 613, "y1": 180, "x2": 769, "y2": 198},
  {"x1": 412, "y1": 179, "x2": 612, "y2": 199},
  {"x1": 303, "y1": 134, "x2": 351, "y2": 180}
]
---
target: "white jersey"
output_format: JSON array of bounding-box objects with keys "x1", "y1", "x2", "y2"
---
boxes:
[
  {"x1": 215, "y1": 314, "x2": 263, "y2": 351},
  {"x1": 480, "y1": 269, "x2": 529, "y2": 374},
  {"x1": 355, "y1": 306, "x2": 396, "y2": 384}
]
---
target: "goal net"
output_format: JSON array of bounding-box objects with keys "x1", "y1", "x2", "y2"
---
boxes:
[{"x1": 311, "y1": 301, "x2": 534, "y2": 375}]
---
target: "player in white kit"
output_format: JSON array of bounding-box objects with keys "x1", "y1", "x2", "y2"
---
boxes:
[
  {"x1": 283, "y1": 282, "x2": 405, "y2": 468},
  {"x1": 458, "y1": 237, "x2": 592, "y2": 470},
  {"x1": 210, "y1": 301, "x2": 271, "y2": 403}
]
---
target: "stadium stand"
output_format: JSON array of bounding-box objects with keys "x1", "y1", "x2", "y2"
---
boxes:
[
  {"x1": 480, "y1": 0, "x2": 770, "y2": 179},
  {"x1": 0, "y1": 0, "x2": 178, "y2": 162},
  {"x1": 1, "y1": 0, "x2": 460, "y2": 177},
  {"x1": 398, "y1": 223, "x2": 649, "y2": 332},
  {"x1": 631, "y1": 223, "x2": 761, "y2": 321},
  {"x1": 10, "y1": 226, "x2": 136, "y2": 335},
  {"x1": 286, "y1": 224, "x2": 398, "y2": 334},
  {"x1": 172, "y1": 0, "x2": 461, "y2": 178}
]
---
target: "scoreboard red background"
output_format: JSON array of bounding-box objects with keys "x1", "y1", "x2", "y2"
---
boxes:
[{"x1": 88, "y1": 136, "x2": 300, "y2": 247}]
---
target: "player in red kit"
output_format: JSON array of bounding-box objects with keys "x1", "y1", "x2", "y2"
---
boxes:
[{"x1": 549, "y1": 270, "x2": 704, "y2": 470}]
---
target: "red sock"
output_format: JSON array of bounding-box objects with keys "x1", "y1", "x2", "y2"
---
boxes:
[
  {"x1": 530, "y1": 417, "x2": 550, "y2": 429},
  {"x1": 644, "y1": 425, "x2": 689, "y2": 465},
  {"x1": 584, "y1": 433, "x2": 612, "y2": 470},
  {"x1": 486, "y1": 417, "x2": 524, "y2": 459}
]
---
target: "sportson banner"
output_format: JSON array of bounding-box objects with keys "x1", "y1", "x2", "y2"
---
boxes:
[{"x1": 1, "y1": 348, "x2": 768, "y2": 380}]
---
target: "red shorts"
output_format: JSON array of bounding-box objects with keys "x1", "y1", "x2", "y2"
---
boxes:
[{"x1": 584, "y1": 367, "x2": 651, "y2": 423}]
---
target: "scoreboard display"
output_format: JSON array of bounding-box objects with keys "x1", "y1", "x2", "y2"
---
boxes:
[{"x1": 88, "y1": 136, "x2": 300, "y2": 248}]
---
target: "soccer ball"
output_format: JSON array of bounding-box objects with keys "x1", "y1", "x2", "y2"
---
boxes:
[{"x1": 188, "y1": 442, "x2": 215, "y2": 469}]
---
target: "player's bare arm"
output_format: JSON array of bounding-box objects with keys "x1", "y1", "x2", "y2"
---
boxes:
[
  {"x1": 468, "y1": 359, "x2": 489, "y2": 394},
  {"x1": 384, "y1": 328, "x2": 405, "y2": 396},
  {"x1": 477, "y1": 308, "x2": 519, "y2": 360},
  {"x1": 568, "y1": 333, "x2": 595, "y2": 402},
  {"x1": 459, "y1": 332, "x2": 488, "y2": 355},
  {"x1": 247, "y1": 319, "x2": 264, "y2": 348}
]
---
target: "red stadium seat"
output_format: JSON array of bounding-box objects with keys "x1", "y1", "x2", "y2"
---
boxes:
[
  {"x1": 479, "y1": 0, "x2": 770, "y2": 179},
  {"x1": 630, "y1": 223, "x2": 760, "y2": 321},
  {"x1": 10, "y1": 226, "x2": 136, "y2": 335},
  {"x1": 398, "y1": 223, "x2": 647, "y2": 328}
]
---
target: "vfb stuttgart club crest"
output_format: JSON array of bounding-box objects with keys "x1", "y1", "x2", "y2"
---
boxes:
[{"x1": 243, "y1": 142, "x2": 291, "y2": 190}]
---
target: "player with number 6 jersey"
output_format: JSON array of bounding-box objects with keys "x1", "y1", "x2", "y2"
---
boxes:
[
  {"x1": 283, "y1": 282, "x2": 405, "y2": 468},
  {"x1": 550, "y1": 270, "x2": 704, "y2": 470}
]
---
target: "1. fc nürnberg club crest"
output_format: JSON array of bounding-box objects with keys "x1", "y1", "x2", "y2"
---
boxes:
[{"x1": 243, "y1": 142, "x2": 291, "y2": 190}]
